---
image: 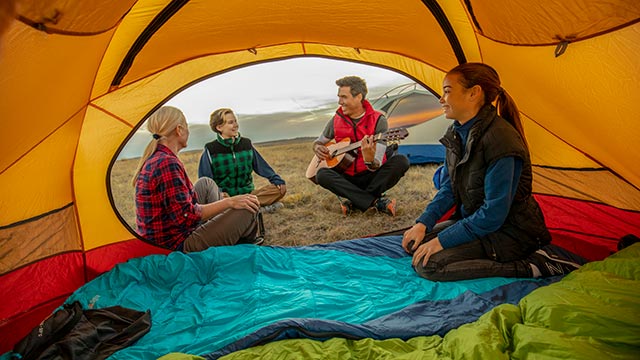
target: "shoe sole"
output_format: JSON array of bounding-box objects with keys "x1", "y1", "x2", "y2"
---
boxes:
[
  {"x1": 535, "y1": 249, "x2": 582, "y2": 269},
  {"x1": 386, "y1": 199, "x2": 397, "y2": 217},
  {"x1": 339, "y1": 199, "x2": 352, "y2": 216}
]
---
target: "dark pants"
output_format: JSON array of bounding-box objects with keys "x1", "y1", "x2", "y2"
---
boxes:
[
  {"x1": 414, "y1": 221, "x2": 532, "y2": 281},
  {"x1": 316, "y1": 154, "x2": 410, "y2": 211}
]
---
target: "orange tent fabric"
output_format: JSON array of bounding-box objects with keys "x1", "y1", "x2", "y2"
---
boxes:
[{"x1": 1, "y1": 0, "x2": 639, "y2": 351}]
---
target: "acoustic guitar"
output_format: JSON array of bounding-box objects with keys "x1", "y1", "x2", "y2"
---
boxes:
[{"x1": 305, "y1": 128, "x2": 409, "y2": 184}]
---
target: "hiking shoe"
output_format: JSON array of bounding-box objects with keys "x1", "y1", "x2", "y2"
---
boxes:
[
  {"x1": 261, "y1": 201, "x2": 284, "y2": 214},
  {"x1": 340, "y1": 199, "x2": 353, "y2": 216},
  {"x1": 375, "y1": 197, "x2": 396, "y2": 216},
  {"x1": 526, "y1": 245, "x2": 584, "y2": 277}
]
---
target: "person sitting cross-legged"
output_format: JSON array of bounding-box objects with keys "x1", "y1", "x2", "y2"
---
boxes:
[
  {"x1": 133, "y1": 106, "x2": 263, "y2": 253},
  {"x1": 312, "y1": 75, "x2": 410, "y2": 216},
  {"x1": 198, "y1": 108, "x2": 286, "y2": 213}
]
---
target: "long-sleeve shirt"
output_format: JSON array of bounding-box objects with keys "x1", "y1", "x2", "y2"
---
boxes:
[
  {"x1": 136, "y1": 145, "x2": 202, "y2": 250},
  {"x1": 198, "y1": 145, "x2": 285, "y2": 187},
  {"x1": 416, "y1": 117, "x2": 523, "y2": 249}
]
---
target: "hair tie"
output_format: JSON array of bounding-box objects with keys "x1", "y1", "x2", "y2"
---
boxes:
[
  {"x1": 498, "y1": 87, "x2": 505, "y2": 95},
  {"x1": 152, "y1": 133, "x2": 161, "y2": 140}
]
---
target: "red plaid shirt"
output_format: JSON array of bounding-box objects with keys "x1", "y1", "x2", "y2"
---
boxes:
[{"x1": 135, "y1": 145, "x2": 202, "y2": 250}]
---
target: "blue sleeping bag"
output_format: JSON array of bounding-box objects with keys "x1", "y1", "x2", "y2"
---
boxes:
[{"x1": 22, "y1": 236, "x2": 552, "y2": 359}]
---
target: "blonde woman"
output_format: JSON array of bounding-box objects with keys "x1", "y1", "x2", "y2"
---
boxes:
[{"x1": 132, "y1": 106, "x2": 262, "y2": 252}]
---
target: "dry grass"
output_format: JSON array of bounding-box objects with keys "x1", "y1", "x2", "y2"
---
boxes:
[{"x1": 110, "y1": 139, "x2": 440, "y2": 246}]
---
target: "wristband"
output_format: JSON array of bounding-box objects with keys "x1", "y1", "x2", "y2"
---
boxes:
[{"x1": 365, "y1": 160, "x2": 379, "y2": 169}]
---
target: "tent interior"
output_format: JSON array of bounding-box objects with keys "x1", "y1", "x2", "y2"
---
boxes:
[{"x1": 1, "y1": 0, "x2": 639, "y2": 354}]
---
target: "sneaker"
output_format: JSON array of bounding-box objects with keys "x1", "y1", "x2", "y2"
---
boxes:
[
  {"x1": 526, "y1": 245, "x2": 584, "y2": 277},
  {"x1": 340, "y1": 199, "x2": 353, "y2": 216},
  {"x1": 261, "y1": 201, "x2": 284, "y2": 214},
  {"x1": 252, "y1": 236, "x2": 265, "y2": 246},
  {"x1": 375, "y1": 197, "x2": 396, "y2": 217}
]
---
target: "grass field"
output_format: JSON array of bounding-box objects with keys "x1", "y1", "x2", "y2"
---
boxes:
[{"x1": 110, "y1": 139, "x2": 440, "y2": 246}]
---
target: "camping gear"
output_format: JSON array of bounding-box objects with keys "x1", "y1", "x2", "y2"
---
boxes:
[
  {"x1": 371, "y1": 83, "x2": 448, "y2": 164},
  {"x1": 1, "y1": 0, "x2": 639, "y2": 352},
  {"x1": 11, "y1": 302, "x2": 151, "y2": 360},
  {"x1": 3, "y1": 236, "x2": 638, "y2": 359},
  {"x1": 5, "y1": 236, "x2": 558, "y2": 359},
  {"x1": 217, "y1": 242, "x2": 640, "y2": 359}
]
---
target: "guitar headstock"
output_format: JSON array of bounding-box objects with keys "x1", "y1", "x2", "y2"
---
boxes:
[{"x1": 379, "y1": 127, "x2": 409, "y2": 143}]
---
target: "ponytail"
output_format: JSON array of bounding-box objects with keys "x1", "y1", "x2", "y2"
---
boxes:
[
  {"x1": 496, "y1": 89, "x2": 527, "y2": 149},
  {"x1": 131, "y1": 137, "x2": 160, "y2": 187},
  {"x1": 131, "y1": 106, "x2": 186, "y2": 187},
  {"x1": 448, "y1": 62, "x2": 528, "y2": 148}
]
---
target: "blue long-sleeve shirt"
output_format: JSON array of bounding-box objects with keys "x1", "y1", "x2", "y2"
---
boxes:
[{"x1": 416, "y1": 117, "x2": 522, "y2": 249}]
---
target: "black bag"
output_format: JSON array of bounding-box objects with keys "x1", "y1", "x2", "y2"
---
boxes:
[{"x1": 12, "y1": 301, "x2": 151, "y2": 360}]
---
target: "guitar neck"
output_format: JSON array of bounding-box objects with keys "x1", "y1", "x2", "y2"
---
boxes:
[{"x1": 332, "y1": 134, "x2": 383, "y2": 157}]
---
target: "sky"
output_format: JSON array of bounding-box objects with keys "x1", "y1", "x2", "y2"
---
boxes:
[
  {"x1": 119, "y1": 57, "x2": 436, "y2": 159},
  {"x1": 165, "y1": 57, "x2": 413, "y2": 123}
]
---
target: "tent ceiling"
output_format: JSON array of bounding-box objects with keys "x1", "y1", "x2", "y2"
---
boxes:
[
  {"x1": 114, "y1": 0, "x2": 459, "y2": 87},
  {"x1": 469, "y1": 0, "x2": 640, "y2": 44},
  {"x1": 16, "y1": 0, "x2": 136, "y2": 34}
]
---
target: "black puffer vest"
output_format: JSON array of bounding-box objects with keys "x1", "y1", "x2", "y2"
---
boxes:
[{"x1": 440, "y1": 105, "x2": 551, "y2": 261}]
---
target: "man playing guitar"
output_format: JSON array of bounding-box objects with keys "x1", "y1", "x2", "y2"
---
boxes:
[{"x1": 311, "y1": 76, "x2": 410, "y2": 216}]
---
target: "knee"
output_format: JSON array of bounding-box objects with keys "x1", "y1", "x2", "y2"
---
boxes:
[
  {"x1": 315, "y1": 168, "x2": 334, "y2": 187},
  {"x1": 194, "y1": 177, "x2": 221, "y2": 203},
  {"x1": 415, "y1": 263, "x2": 432, "y2": 279},
  {"x1": 414, "y1": 261, "x2": 440, "y2": 281},
  {"x1": 386, "y1": 154, "x2": 410, "y2": 173},
  {"x1": 195, "y1": 176, "x2": 216, "y2": 188},
  {"x1": 396, "y1": 154, "x2": 410, "y2": 172}
]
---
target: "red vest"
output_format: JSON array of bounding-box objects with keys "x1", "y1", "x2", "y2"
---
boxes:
[{"x1": 333, "y1": 100, "x2": 385, "y2": 175}]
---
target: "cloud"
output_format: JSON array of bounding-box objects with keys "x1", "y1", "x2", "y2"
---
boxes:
[
  {"x1": 117, "y1": 58, "x2": 436, "y2": 159},
  {"x1": 165, "y1": 57, "x2": 410, "y2": 122}
]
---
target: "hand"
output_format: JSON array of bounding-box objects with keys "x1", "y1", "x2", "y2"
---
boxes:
[
  {"x1": 361, "y1": 135, "x2": 376, "y2": 163},
  {"x1": 226, "y1": 194, "x2": 260, "y2": 214},
  {"x1": 314, "y1": 143, "x2": 330, "y2": 160},
  {"x1": 402, "y1": 223, "x2": 427, "y2": 254},
  {"x1": 412, "y1": 238, "x2": 443, "y2": 268},
  {"x1": 277, "y1": 184, "x2": 287, "y2": 195}
]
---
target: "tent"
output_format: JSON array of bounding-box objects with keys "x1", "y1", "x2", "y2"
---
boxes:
[
  {"x1": 1, "y1": 0, "x2": 639, "y2": 352},
  {"x1": 370, "y1": 83, "x2": 449, "y2": 164}
]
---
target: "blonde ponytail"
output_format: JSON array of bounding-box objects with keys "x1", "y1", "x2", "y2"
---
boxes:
[{"x1": 131, "y1": 106, "x2": 186, "y2": 186}]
